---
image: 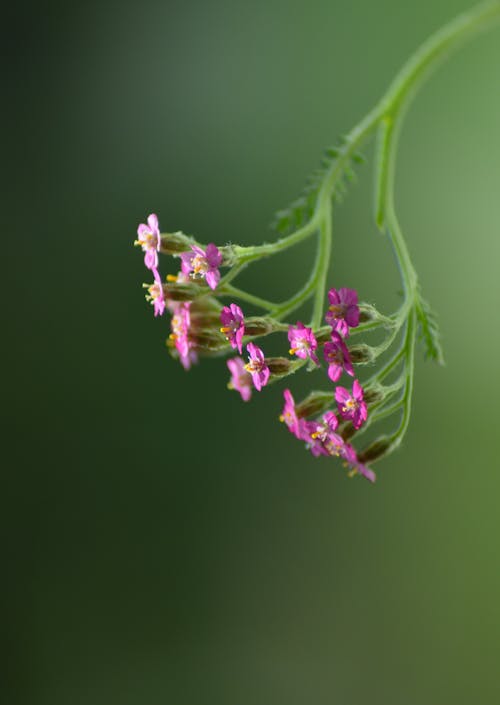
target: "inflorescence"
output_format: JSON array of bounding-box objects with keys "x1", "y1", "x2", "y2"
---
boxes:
[{"x1": 134, "y1": 2, "x2": 500, "y2": 483}]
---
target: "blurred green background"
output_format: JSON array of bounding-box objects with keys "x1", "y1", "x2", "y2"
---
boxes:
[{"x1": 4, "y1": 0, "x2": 500, "y2": 703}]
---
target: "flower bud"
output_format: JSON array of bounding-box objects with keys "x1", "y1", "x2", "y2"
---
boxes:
[
  {"x1": 364, "y1": 385, "x2": 385, "y2": 405},
  {"x1": 163, "y1": 283, "x2": 200, "y2": 301},
  {"x1": 244, "y1": 317, "x2": 275, "y2": 336},
  {"x1": 191, "y1": 330, "x2": 227, "y2": 351},
  {"x1": 357, "y1": 437, "x2": 391, "y2": 463},
  {"x1": 266, "y1": 357, "x2": 292, "y2": 375},
  {"x1": 295, "y1": 392, "x2": 332, "y2": 418},
  {"x1": 160, "y1": 231, "x2": 196, "y2": 254},
  {"x1": 348, "y1": 344, "x2": 375, "y2": 364},
  {"x1": 315, "y1": 327, "x2": 332, "y2": 344}
]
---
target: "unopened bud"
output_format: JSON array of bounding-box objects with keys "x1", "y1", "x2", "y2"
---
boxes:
[
  {"x1": 160, "y1": 231, "x2": 196, "y2": 254},
  {"x1": 266, "y1": 357, "x2": 291, "y2": 375},
  {"x1": 358, "y1": 438, "x2": 391, "y2": 463},
  {"x1": 364, "y1": 385, "x2": 385, "y2": 404},
  {"x1": 338, "y1": 421, "x2": 356, "y2": 441},
  {"x1": 192, "y1": 331, "x2": 227, "y2": 351},
  {"x1": 218, "y1": 245, "x2": 238, "y2": 268},
  {"x1": 244, "y1": 317, "x2": 275, "y2": 336},
  {"x1": 164, "y1": 283, "x2": 199, "y2": 301},
  {"x1": 349, "y1": 344, "x2": 375, "y2": 364},
  {"x1": 295, "y1": 392, "x2": 332, "y2": 418}
]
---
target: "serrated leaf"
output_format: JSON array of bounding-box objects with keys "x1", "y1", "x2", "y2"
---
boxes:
[
  {"x1": 416, "y1": 295, "x2": 444, "y2": 365},
  {"x1": 270, "y1": 138, "x2": 365, "y2": 234}
]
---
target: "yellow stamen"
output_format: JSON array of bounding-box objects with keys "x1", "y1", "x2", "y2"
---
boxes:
[
  {"x1": 169, "y1": 333, "x2": 177, "y2": 341},
  {"x1": 220, "y1": 326, "x2": 231, "y2": 334},
  {"x1": 166, "y1": 274, "x2": 178, "y2": 282},
  {"x1": 289, "y1": 347, "x2": 298, "y2": 355},
  {"x1": 279, "y1": 414, "x2": 284, "y2": 422}
]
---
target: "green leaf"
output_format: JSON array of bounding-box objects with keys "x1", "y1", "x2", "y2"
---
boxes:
[
  {"x1": 416, "y1": 294, "x2": 444, "y2": 365},
  {"x1": 270, "y1": 140, "x2": 365, "y2": 234}
]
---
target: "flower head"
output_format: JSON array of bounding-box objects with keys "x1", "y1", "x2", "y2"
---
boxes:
[
  {"x1": 135, "y1": 213, "x2": 161, "y2": 271},
  {"x1": 170, "y1": 302, "x2": 197, "y2": 370},
  {"x1": 244, "y1": 342, "x2": 270, "y2": 391},
  {"x1": 303, "y1": 411, "x2": 340, "y2": 456},
  {"x1": 227, "y1": 357, "x2": 252, "y2": 401},
  {"x1": 288, "y1": 322, "x2": 319, "y2": 365},
  {"x1": 144, "y1": 269, "x2": 166, "y2": 317},
  {"x1": 181, "y1": 243, "x2": 222, "y2": 290},
  {"x1": 335, "y1": 379, "x2": 367, "y2": 429},
  {"x1": 220, "y1": 303, "x2": 245, "y2": 354},
  {"x1": 280, "y1": 389, "x2": 305, "y2": 439},
  {"x1": 323, "y1": 331, "x2": 354, "y2": 382},
  {"x1": 325, "y1": 287, "x2": 359, "y2": 338}
]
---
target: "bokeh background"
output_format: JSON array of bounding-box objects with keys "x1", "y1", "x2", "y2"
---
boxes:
[{"x1": 4, "y1": 0, "x2": 500, "y2": 703}]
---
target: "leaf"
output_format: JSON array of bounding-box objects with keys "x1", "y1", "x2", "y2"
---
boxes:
[
  {"x1": 416, "y1": 294, "x2": 445, "y2": 365},
  {"x1": 270, "y1": 139, "x2": 365, "y2": 234}
]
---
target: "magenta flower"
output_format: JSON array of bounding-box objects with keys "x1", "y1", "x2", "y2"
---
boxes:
[
  {"x1": 280, "y1": 389, "x2": 304, "y2": 439},
  {"x1": 305, "y1": 411, "x2": 340, "y2": 456},
  {"x1": 288, "y1": 322, "x2": 319, "y2": 365},
  {"x1": 342, "y1": 444, "x2": 376, "y2": 483},
  {"x1": 145, "y1": 269, "x2": 166, "y2": 317},
  {"x1": 227, "y1": 357, "x2": 252, "y2": 401},
  {"x1": 135, "y1": 213, "x2": 161, "y2": 271},
  {"x1": 181, "y1": 243, "x2": 222, "y2": 290},
  {"x1": 170, "y1": 302, "x2": 197, "y2": 370},
  {"x1": 244, "y1": 342, "x2": 270, "y2": 391},
  {"x1": 335, "y1": 379, "x2": 368, "y2": 429},
  {"x1": 323, "y1": 331, "x2": 354, "y2": 382},
  {"x1": 325, "y1": 287, "x2": 359, "y2": 337},
  {"x1": 220, "y1": 303, "x2": 245, "y2": 354}
]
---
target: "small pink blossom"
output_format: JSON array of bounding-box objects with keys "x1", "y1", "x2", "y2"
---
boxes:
[
  {"x1": 288, "y1": 322, "x2": 319, "y2": 365},
  {"x1": 323, "y1": 331, "x2": 354, "y2": 382},
  {"x1": 145, "y1": 269, "x2": 166, "y2": 317},
  {"x1": 227, "y1": 357, "x2": 252, "y2": 401},
  {"x1": 342, "y1": 444, "x2": 376, "y2": 483},
  {"x1": 135, "y1": 213, "x2": 161, "y2": 271},
  {"x1": 170, "y1": 302, "x2": 197, "y2": 370},
  {"x1": 244, "y1": 342, "x2": 270, "y2": 391},
  {"x1": 181, "y1": 243, "x2": 222, "y2": 290},
  {"x1": 325, "y1": 287, "x2": 359, "y2": 338},
  {"x1": 280, "y1": 389, "x2": 305, "y2": 439},
  {"x1": 335, "y1": 379, "x2": 368, "y2": 429},
  {"x1": 220, "y1": 303, "x2": 245, "y2": 354},
  {"x1": 304, "y1": 412, "x2": 340, "y2": 456}
]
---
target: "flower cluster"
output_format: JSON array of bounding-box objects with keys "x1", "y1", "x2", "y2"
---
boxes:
[{"x1": 135, "y1": 215, "x2": 380, "y2": 483}]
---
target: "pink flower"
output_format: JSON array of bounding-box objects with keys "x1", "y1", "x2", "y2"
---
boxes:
[
  {"x1": 135, "y1": 213, "x2": 161, "y2": 271},
  {"x1": 227, "y1": 357, "x2": 253, "y2": 401},
  {"x1": 304, "y1": 412, "x2": 340, "y2": 456},
  {"x1": 145, "y1": 269, "x2": 166, "y2": 317},
  {"x1": 170, "y1": 302, "x2": 197, "y2": 370},
  {"x1": 280, "y1": 389, "x2": 304, "y2": 439},
  {"x1": 180, "y1": 243, "x2": 222, "y2": 290},
  {"x1": 288, "y1": 322, "x2": 319, "y2": 364},
  {"x1": 325, "y1": 287, "x2": 359, "y2": 338},
  {"x1": 220, "y1": 303, "x2": 245, "y2": 354},
  {"x1": 244, "y1": 342, "x2": 270, "y2": 391},
  {"x1": 335, "y1": 380, "x2": 368, "y2": 429},
  {"x1": 342, "y1": 444, "x2": 376, "y2": 483},
  {"x1": 323, "y1": 331, "x2": 354, "y2": 382}
]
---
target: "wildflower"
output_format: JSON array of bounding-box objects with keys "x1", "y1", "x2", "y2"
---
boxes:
[
  {"x1": 304, "y1": 411, "x2": 341, "y2": 456},
  {"x1": 335, "y1": 380, "x2": 368, "y2": 429},
  {"x1": 342, "y1": 444, "x2": 376, "y2": 483},
  {"x1": 135, "y1": 213, "x2": 161, "y2": 271},
  {"x1": 144, "y1": 269, "x2": 166, "y2": 317},
  {"x1": 227, "y1": 357, "x2": 253, "y2": 401},
  {"x1": 280, "y1": 389, "x2": 305, "y2": 439},
  {"x1": 220, "y1": 303, "x2": 245, "y2": 354},
  {"x1": 170, "y1": 302, "x2": 197, "y2": 370},
  {"x1": 288, "y1": 322, "x2": 319, "y2": 364},
  {"x1": 323, "y1": 331, "x2": 354, "y2": 382},
  {"x1": 244, "y1": 342, "x2": 270, "y2": 391},
  {"x1": 325, "y1": 287, "x2": 359, "y2": 338},
  {"x1": 181, "y1": 243, "x2": 222, "y2": 290}
]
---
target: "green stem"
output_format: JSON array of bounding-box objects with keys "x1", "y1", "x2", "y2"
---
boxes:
[
  {"x1": 221, "y1": 284, "x2": 278, "y2": 311},
  {"x1": 311, "y1": 202, "x2": 333, "y2": 328}
]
